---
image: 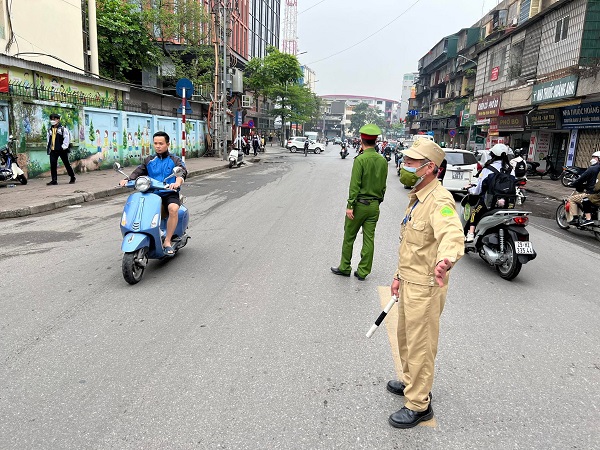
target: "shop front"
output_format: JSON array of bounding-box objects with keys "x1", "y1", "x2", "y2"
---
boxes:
[
  {"x1": 523, "y1": 109, "x2": 568, "y2": 169},
  {"x1": 476, "y1": 94, "x2": 502, "y2": 150},
  {"x1": 561, "y1": 102, "x2": 600, "y2": 167}
]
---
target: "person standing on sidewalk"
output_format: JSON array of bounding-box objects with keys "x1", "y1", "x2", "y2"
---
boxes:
[
  {"x1": 387, "y1": 139, "x2": 464, "y2": 429},
  {"x1": 330, "y1": 124, "x2": 388, "y2": 281},
  {"x1": 46, "y1": 113, "x2": 76, "y2": 185}
]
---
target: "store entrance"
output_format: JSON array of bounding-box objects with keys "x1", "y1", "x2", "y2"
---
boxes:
[{"x1": 548, "y1": 132, "x2": 569, "y2": 170}]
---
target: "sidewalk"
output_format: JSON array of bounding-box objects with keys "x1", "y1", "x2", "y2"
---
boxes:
[
  {"x1": 524, "y1": 177, "x2": 572, "y2": 200},
  {"x1": 0, "y1": 147, "x2": 283, "y2": 220}
]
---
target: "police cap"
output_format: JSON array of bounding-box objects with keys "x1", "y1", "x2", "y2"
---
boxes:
[
  {"x1": 402, "y1": 139, "x2": 446, "y2": 166},
  {"x1": 359, "y1": 123, "x2": 382, "y2": 139}
]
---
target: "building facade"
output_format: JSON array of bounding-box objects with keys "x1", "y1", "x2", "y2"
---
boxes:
[{"x1": 248, "y1": 0, "x2": 281, "y2": 59}]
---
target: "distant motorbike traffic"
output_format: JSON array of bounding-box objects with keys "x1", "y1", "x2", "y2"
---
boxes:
[{"x1": 0, "y1": 136, "x2": 27, "y2": 185}]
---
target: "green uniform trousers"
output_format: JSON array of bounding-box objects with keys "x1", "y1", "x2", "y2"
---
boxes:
[
  {"x1": 338, "y1": 201, "x2": 380, "y2": 277},
  {"x1": 397, "y1": 280, "x2": 448, "y2": 411}
]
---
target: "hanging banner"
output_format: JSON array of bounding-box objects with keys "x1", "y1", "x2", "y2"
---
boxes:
[{"x1": 567, "y1": 129, "x2": 578, "y2": 166}]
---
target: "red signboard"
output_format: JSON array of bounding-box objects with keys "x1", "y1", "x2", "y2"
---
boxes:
[
  {"x1": 0, "y1": 73, "x2": 8, "y2": 93},
  {"x1": 476, "y1": 95, "x2": 501, "y2": 120},
  {"x1": 490, "y1": 66, "x2": 500, "y2": 81}
]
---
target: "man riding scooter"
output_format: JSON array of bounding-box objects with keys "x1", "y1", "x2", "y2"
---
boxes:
[
  {"x1": 567, "y1": 151, "x2": 600, "y2": 226},
  {"x1": 119, "y1": 131, "x2": 187, "y2": 256}
]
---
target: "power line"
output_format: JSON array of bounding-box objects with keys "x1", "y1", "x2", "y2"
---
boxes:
[
  {"x1": 299, "y1": 0, "x2": 327, "y2": 15},
  {"x1": 306, "y1": 0, "x2": 423, "y2": 65}
]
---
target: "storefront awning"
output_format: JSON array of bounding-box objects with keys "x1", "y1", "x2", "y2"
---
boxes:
[{"x1": 538, "y1": 99, "x2": 581, "y2": 110}]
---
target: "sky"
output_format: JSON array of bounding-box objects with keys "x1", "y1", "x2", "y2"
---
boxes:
[{"x1": 295, "y1": 0, "x2": 501, "y2": 100}]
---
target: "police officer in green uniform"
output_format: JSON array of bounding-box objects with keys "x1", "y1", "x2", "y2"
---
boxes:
[{"x1": 331, "y1": 124, "x2": 388, "y2": 280}]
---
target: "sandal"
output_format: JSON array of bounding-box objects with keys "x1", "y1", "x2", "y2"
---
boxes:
[{"x1": 164, "y1": 245, "x2": 175, "y2": 256}]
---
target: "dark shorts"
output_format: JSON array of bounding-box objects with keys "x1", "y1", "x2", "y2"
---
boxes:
[{"x1": 159, "y1": 191, "x2": 180, "y2": 208}]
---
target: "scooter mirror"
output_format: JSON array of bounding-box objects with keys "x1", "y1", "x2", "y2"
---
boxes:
[
  {"x1": 113, "y1": 162, "x2": 122, "y2": 171},
  {"x1": 172, "y1": 167, "x2": 184, "y2": 177}
]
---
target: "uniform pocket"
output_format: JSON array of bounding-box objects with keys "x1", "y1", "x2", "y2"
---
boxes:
[{"x1": 404, "y1": 220, "x2": 427, "y2": 246}]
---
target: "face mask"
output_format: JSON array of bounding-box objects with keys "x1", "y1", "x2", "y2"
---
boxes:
[
  {"x1": 399, "y1": 162, "x2": 428, "y2": 188},
  {"x1": 590, "y1": 158, "x2": 599, "y2": 165},
  {"x1": 50, "y1": 120, "x2": 58, "y2": 126}
]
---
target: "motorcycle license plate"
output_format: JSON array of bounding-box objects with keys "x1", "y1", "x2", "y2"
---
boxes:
[
  {"x1": 515, "y1": 241, "x2": 534, "y2": 254},
  {"x1": 452, "y1": 171, "x2": 463, "y2": 180}
]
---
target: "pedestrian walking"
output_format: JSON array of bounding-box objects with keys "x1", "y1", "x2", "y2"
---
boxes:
[
  {"x1": 387, "y1": 139, "x2": 464, "y2": 429},
  {"x1": 330, "y1": 124, "x2": 388, "y2": 281},
  {"x1": 46, "y1": 113, "x2": 76, "y2": 185},
  {"x1": 269, "y1": 132, "x2": 273, "y2": 146}
]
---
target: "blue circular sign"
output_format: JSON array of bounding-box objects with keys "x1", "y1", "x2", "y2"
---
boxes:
[
  {"x1": 449, "y1": 129, "x2": 457, "y2": 137},
  {"x1": 248, "y1": 120, "x2": 254, "y2": 128},
  {"x1": 176, "y1": 78, "x2": 194, "y2": 98}
]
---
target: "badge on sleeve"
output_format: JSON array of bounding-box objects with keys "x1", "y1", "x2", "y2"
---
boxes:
[{"x1": 440, "y1": 206, "x2": 455, "y2": 217}]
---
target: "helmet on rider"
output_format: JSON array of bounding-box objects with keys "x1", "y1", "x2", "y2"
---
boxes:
[
  {"x1": 513, "y1": 148, "x2": 522, "y2": 157},
  {"x1": 490, "y1": 143, "x2": 509, "y2": 157},
  {"x1": 591, "y1": 151, "x2": 600, "y2": 165}
]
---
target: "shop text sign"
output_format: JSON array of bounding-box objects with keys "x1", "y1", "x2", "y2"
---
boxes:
[
  {"x1": 476, "y1": 95, "x2": 501, "y2": 120},
  {"x1": 490, "y1": 67, "x2": 500, "y2": 81},
  {"x1": 526, "y1": 110, "x2": 558, "y2": 129},
  {"x1": 532, "y1": 75, "x2": 578, "y2": 104},
  {"x1": 498, "y1": 115, "x2": 524, "y2": 130},
  {"x1": 561, "y1": 102, "x2": 600, "y2": 129}
]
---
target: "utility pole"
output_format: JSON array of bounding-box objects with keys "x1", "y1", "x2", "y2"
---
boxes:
[{"x1": 221, "y1": 0, "x2": 229, "y2": 160}]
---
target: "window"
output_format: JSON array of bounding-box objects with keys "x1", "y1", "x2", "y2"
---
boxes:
[
  {"x1": 555, "y1": 16, "x2": 569, "y2": 42},
  {"x1": 508, "y1": 40, "x2": 525, "y2": 80}
]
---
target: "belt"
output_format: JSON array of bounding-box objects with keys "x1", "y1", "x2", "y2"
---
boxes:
[{"x1": 357, "y1": 198, "x2": 380, "y2": 205}]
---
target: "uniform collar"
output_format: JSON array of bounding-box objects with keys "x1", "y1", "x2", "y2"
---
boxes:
[
  {"x1": 411, "y1": 177, "x2": 440, "y2": 203},
  {"x1": 362, "y1": 147, "x2": 376, "y2": 153}
]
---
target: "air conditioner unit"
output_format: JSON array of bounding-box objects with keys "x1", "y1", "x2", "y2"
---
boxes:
[{"x1": 242, "y1": 95, "x2": 253, "y2": 108}]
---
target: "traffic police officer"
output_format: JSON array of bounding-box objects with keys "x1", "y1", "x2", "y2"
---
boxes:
[
  {"x1": 387, "y1": 139, "x2": 464, "y2": 428},
  {"x1": 331, "y1": 124, "x2": 388, "y2": 281}
]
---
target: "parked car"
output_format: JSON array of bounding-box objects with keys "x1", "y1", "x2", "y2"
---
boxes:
[
  {"x1": 442, "y1": 149, "x2": 479, "y2": 193},
  {"x1": 286, "y1": 136, "x2": 323, "y2": 154},
  {"x1": 333, "y1": 137, "x2": 342, "y2": 145}
]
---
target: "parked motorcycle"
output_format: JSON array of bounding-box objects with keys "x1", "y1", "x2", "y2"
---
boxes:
[
  {"x1": 560, "y1": 166, "x2": 585, "y2": 187},
  {"x1": 113, "y1": 163, "x2": 190, "y2": 285},
  {"x1": 460, "y1": 196, "x2": 536, "y2": 280},
  {"x1": 526, "y1": 160, "x2": 561, "y2": 180},
  {"x1": 555, "y1": 192, "x2": 600, "y2": 242},
  {"x1": 0, "y1": 136, "x2": 27, "y2": 185},
  {"x1": 228, "y1": 146, "x2": 244, "y2": 168}
]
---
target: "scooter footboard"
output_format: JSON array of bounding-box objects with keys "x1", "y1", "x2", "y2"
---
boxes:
[
  {"x1": 122, "y1": 233, "x2": 151, "y2": 253},
  {"x1": 174, "y1": 206, "x2": 189, "y2": 236},
  {"x1": 506, "y1": 226, "x2": 536, "y2": 263}
]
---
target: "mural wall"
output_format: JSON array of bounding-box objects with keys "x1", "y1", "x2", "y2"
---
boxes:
[{"x1": 3, "y1": 66, "x2": 207, "y2": 178}]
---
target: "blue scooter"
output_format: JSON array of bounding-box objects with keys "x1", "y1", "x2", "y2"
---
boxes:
[{"x1": 113, "y1": 162, "x2": 190, "y2": 285}]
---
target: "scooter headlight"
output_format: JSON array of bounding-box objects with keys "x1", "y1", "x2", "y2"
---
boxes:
[{"x1": 135, "y1": 176, "x2": 151, "y2": 192}]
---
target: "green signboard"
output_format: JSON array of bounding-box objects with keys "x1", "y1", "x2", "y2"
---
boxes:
[{"x1": 532, "y1": 75, "x2": 578, "y2": 104}]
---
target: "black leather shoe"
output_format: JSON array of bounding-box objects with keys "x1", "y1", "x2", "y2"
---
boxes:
[
  {"x1": 353, "y1": 271, "x2": 366, "y2": 281},
  {"x1": 330, "y1": 267, "x2": 350, "y2": 277},
  {"x1": 69, "y1": 177, "x2": 76, "y2": 184},
  {"x1": 46, "y1": 180, "x2": 57, "y2": 185},
  {"x1": 386, "y1": 380, "x2": 432, "y2": 399},
  {"x1": 388, "y1": 405, "x2": 434, "y2": 429}
]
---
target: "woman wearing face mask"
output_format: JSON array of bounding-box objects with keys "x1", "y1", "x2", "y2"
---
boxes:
[
  {"x1": 567, "y1": 151, "x2": 600, "y2": 226},
  {"x1": 463, "y1": 144, "x2": 512, "y2": 242}
]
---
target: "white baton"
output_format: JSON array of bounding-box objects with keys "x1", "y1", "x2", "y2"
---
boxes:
[{"x1": 366, "y1": 296, "x2": 398, "y2": 338}]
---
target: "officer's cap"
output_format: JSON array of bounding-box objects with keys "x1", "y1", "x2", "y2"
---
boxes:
[
  {"x1": 359, "y1": 123, "x2": 381, "y2": 139},
  {"x1": 402, "y1": 139, "x2": 445, "y2": 166}
]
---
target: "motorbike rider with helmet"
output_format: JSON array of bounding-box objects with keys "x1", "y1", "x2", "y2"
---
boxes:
[
  {"x1": 464, "y1": 143, "x2": 513, "y2": 242},
  {"x1": 567, "y1": 151, "x2": 600, "y2": 226}
]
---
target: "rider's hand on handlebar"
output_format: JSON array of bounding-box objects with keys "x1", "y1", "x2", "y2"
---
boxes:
[{"x1": 119, "y1": 179, "x2": 129, "y2": 187}]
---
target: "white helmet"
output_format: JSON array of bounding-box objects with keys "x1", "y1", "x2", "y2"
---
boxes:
[
  {"x1": 490, "y1": 143, "x2": 509, "y2": 157},
  {"x1": 592, "y1": 151, "x2": 600, "y2": 158}
]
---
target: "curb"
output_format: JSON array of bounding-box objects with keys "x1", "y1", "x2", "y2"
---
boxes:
[{"x1": 0, "y1": 164, "x2": 229, "y2": 220}]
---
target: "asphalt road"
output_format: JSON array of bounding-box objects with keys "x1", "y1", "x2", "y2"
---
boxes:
[{"x1": 1, "y1": 145, "x2": 598, "y2": 449}]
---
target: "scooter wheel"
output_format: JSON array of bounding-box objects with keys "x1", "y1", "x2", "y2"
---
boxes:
[
  {"x1": 17, "y1": 174, "x2": 27, "y2": 185},
  {"x1": 495, "y1": 238, "x2": 522, "y2": 280},
  {"x1": 550, "y1": 173, "x2": 560, "y2": 181},
  {"x1": 228, "y1": 160, "x2": 234, "y2": 168},
  {"x1": 555, "y1": 203, "x2": 570, "y2": 230},
  {"x1": 122, "y1": 248, "x2": 148, "y2": 285}
]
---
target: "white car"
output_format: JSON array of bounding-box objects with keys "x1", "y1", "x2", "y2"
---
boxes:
[
  {"x1": 286, "y1": 136, "x2": 323, "y2": 154},
  {"x1": 442, "y1": 149, "x2": 479, "y2": 193}
]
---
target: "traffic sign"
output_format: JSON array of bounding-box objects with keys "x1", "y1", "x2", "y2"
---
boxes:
[
  {"x1": 408, "y1": 109, "x2": 419, "y2": 116},
  {"x1": 449, "y1": 129, "x2": 457, "y2": 137},
  {"x1": 235, "y1": 111, "x2": 243, "y2": 126},
  {"x1": 248, "y1": 120, "x2": 254, "y2": 128},
  {"x1": 177, "y1": 100, "x2": 193, "y2": 114},
  {"x1": 176, "y1": 78, "x2": 194, "y2": 98}
]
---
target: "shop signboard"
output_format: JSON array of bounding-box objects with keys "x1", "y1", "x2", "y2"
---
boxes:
[
  {"x1": 567, "y1": 129, "x2": 578, "y2": 166},
  {"x1": 490, "y1": 66, "x2": 500, "y2": 81},
  {"x1": 476, "y1": 95, "x2": 501, "y2": 120},
  {"x1": 561, "y1": 102, "x2": 600, "y2": 129},
  {"x1": 498, "y1": 115, "x2": 525, "y2": 131},
  {"x1": 527, "y1": 133, "x2": 537, "y2": 161},
  {"x1": 537, "y1": 131, "x2": 551, "y2": 160},
  {"x1": 525, "y1": 109, "x2": 559, "y2": 129},
  {"x1": 532, "y1": 75, "x2": 578, "y2": 104}
]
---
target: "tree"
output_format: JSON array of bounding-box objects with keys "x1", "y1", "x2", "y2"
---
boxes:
[
  {"x1": 244, "y1": 47, "x2": 320, "y2": 141},
  {"x1": 349, "y1": 103, "x2": 386, "y2": 135},
  {"x1": 96, "y1": 0, "x2": 162, "y2": 80},
  {"x1": 142, "y1": 0, "x2": 214, "y2": 94}
]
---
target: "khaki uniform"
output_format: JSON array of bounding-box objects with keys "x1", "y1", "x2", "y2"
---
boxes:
[{"x1": 394, "y1": 178, "x2": 464, "y2": 412}]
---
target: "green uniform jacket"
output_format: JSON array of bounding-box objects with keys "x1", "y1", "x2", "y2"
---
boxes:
[{"x1": 346, "y1": 148, "x2": 388, "y2": 209}]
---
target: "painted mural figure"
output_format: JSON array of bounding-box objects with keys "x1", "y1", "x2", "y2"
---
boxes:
[
  {"x1": 112, "y1": 131, "x2": 118, "y2": 159},
  {"x1": 127, "y1": 132, "x2": 133, "y2": 157},
  {"x1": 103, "y1": 130, "x2": 109, "y2": 160},
  {"x1": 96, "y1": 129, "x2": 101, "y2": 157},
  {"x1": 133, "y1": 132, "x2": 139, "y2": 159}
]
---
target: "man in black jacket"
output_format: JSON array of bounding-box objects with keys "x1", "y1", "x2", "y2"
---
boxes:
[
  {"x1": 568, "y1": 151, "x2": 600, "y2": 226},
  {"x1": 46, "y1": 113, "x2": 76, "y2": 185}
]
